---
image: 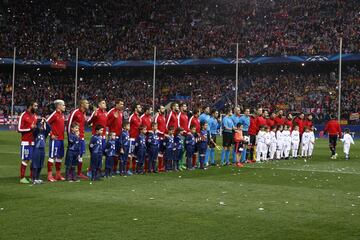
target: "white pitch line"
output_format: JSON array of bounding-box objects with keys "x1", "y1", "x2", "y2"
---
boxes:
[
  {"x1": 246, "y1": 166, "x2": 360, "y2": 175},
  {"x1": 1, "y1": 150, "x2": 359, "y2": 175}
]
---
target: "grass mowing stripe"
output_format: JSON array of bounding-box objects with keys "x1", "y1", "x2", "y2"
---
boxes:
[{"x1": 1, "y1": 130, "x2": 360, "y2": 240}]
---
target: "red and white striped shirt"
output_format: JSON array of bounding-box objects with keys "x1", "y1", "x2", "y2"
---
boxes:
[
  {"x1": 188, "y1": 115, "x2": 200, "y2": 134},
  {"x1": 107, "y1": 108, "x2": 123, "y2": 136},
  {"x1": 47, "y1": 110, "x2": 65, "y2": 140},
  {"x1": 140, "y1": 113, "x2": 152, "y2": 132},
  {"x1": 88, "y1": 108, "x2": 107, "y2": 137},
  {"x1": 178, "y1": 112, "x2": 189, "y2": 134},
  {"x1": 154, "y1": 113, "x2": 166, "y2": 136},
  {"x1": 67, "y1": 108, "x2": 86, "y2": 140},
  {"x1": 18, "y1": 110, "x2": 37, "y2": 145},
  {"x1": 165, "y1": 111, "x2": 179, "y2": 131},
  {"x1": 129, "y1": 112, "x2": 141, "y2": 139}
]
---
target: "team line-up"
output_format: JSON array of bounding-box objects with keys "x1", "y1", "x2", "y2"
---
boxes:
[{"x1": 17, "y1": 99, "x2": 354, "y2": 184}]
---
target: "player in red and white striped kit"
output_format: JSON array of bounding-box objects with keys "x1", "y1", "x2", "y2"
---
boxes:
[
  {"x1": 67, "y1": 99, "x2": 89, "y2": 179},
  {"x1": 128, "y1": 103, "x2": 142, "y2": 174},
  {"x1": 140, "y1": 106, "x2": 153, "y2": 132},
  {"x1": 107, "y1": 99, "x2": 124, "y2": 174},
  {"x1": 140, "y1": 106, "x2": 153, "y2": 171},
  {"x1": 46, "y1": 100, "x2": 66, "y2": 182},
  {"x1": 154, "y1": 105, "x2": 166, "y2": 172},
  {"x1": 88, "y1": 99, "x2": 108, "y2": 138},
  {"x1": 188, "y1": 108, "x2": 200, "y2": 167},
  {"x1": 178, "y1": 103, "x2": 189, "y2": 134},
  {"x1": 166, "y1": 102, "x2": 179, "y2": 131},
  {"x1": 87, "y1": 99, "x2": 107, "y2": 176},
  {"x1": 18, "y1": 101, "x2": 38, "y2": 184}
]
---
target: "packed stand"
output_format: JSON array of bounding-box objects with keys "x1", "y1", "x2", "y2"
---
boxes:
[{"x1": 0, "y1": 0, "x2": 359, "y2": 61}]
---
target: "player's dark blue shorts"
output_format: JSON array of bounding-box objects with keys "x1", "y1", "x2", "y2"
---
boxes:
[
  {"x1": 20, "y1": 144, "x2": 33, "y2": 161},
  {"x1": 49, "y1": 139, "x2": 64, "y2": 158}
]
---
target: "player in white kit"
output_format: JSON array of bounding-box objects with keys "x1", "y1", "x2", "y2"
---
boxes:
[
  {"x1": 291, "y1": 125, "x2": 300, "y2": 158},
  {"x1": 276, "y1": 125, "x2": 284, "y2": 160},
  {"x1": 340, "y1": 128, "x2": 355, "y2": 160},
  {"x1": 301, "y1": 127, "x2": 311, "y2": 158},
  {"x1": 269, "y1": 126, "x2": 277, "y2": 160},
  {"x1": 282, "y1": 125, "x2": 291, "y2": 159},
  {"x1": 307, "y1": 126, "x2": 316, "y2": 158}
]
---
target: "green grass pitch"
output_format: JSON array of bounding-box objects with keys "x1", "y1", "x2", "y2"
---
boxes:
[{"x1": 0, "y1": 130, "x2": 360, "y2": 240}]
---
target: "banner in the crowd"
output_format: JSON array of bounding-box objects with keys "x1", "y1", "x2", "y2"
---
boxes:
[
  {"x1": 1, "y1": 53, "x2": 360, "y2": 68},
  {"x1": 340, "y1": 120, "x2": 348, "y2": 125},
  {"x1": 349, "y1": 113, "x2": 360, "y2": 121},
  {"x1": 276, "y1": 103, "x2": 288, "y2": 110}
]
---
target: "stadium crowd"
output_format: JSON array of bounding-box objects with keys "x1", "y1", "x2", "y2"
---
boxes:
[
  {"x1": 1, "y1": 65, "x2": 359, "y2": 122},
  {"x1": 0, "y1": 0, "x2": 359, "y2": 60}
]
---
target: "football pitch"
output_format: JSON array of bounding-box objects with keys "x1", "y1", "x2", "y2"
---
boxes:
[{"x1": 0, "y1": 130, "x2": 359, "y2": 240}]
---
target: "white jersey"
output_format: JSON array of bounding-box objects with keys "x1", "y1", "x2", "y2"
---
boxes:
[
  {"x1": 264, "y1": 132, "x2": 271, "y2": 145},
  {"x1": 341, "y1": 133, "x2": 355, "y2": 146},
  {"x1": 302, "y1": 132, "x2": 311, "y2": 145},
  {"x1": 291, "y1": 130, "x2": 300, "y2": 143},
  {"x1": 309, "y1": 131, "x2": 315, "y2": 144},
  {"x1": 270, "y1": 131, "x2": 277, "y2": 144},
  {"x1": 282, "y1": 130, "x2": 291, "y2": 143},
  {"x1": 256, "y1": 130, "x2": 266, "y2": 144},
  {"x1": 276, "y1": 130, "x2": 284, "y2": 143}
]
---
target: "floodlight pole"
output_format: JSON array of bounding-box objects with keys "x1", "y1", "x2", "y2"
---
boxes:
[
  {"x1": 152, "y1": 46, "x2": 156, "y2": 116},
  {"x1": 338, "y1": 38, "x2": 342, "y2": 122},
  {"x1": 11, "y1": 47, "x2": 16, "y2": 122},
  {"x1": 74, "y1": 48, "x2": 79, "y2": 108},
  {"x1": 235, "y1": 43, "x2": 239, "y2": 108}
]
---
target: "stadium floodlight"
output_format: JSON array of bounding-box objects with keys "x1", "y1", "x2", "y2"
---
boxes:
[
  {"x1": 74, "y1": 48, "x2": 79, "y2": 108},
  {"x1": 152, "y1": 46, "x2": 156, "y2": 117},
  {"x1": 338, "y1": 38, "x2": 342, "y2": 122},
  {"x1": 235, "y1": 43, "x2": 239, "y2": 108},
  {"x1": 11, "y1": 47, "x2": 16, "y2": 123}
]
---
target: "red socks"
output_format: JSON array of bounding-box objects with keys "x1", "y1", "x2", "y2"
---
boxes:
[
  {"x1": 144, "y1": 157, "x2": 148, "y2": 172},
  {"x1": 132, "y1": 157, "x2": 136, "y2": 171},
  {"x1": 20, "y1": 162, "x2": 27, "y2": 179},
  {"x1": 55, "y1": 162, "x2": 61, "y2": 173},
  {"x1": 47, "y1": 161, "x2": 53, "y2": 173},
  {"x1": 126, "y1": 158, "x2": 131, "y2": 171},
  {"x1": 126, "y1": 157, "x2": 137, "y2": 172},
  {"x1": 78, "y1": 162, "x2": 83, "y2": 175},
  {"x1": 192, "y1": 155, "x2": 197, "y2": 167},
  {"x1": 113, "y1": 157, "x2": 119, "y2": 172},
  {"x1": 158, "y1": 156, "x2": 164, "y2": 170}
]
